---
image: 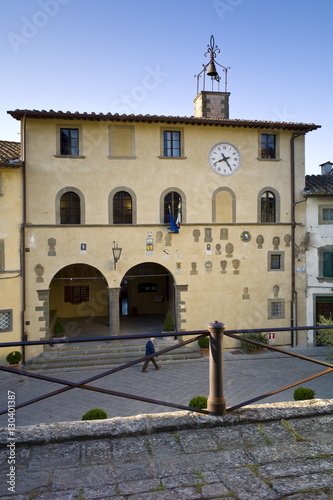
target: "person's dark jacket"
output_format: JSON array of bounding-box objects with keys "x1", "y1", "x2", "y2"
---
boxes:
[{"x1": 145, "y1": 340, "x2": 155, "y2": 356}]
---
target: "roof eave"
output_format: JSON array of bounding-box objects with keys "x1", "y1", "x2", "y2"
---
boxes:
[{"x1": 7, "y1": 109, "x2": 321, "y2": 132}]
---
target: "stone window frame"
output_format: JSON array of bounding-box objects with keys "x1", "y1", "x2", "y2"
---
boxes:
[
  {"x1": 159, "y1": 127, "x2": 186, "y2": 159},
  {"x1": 54, "y1": 125, "x2": 85, "y2": 158},
  {"x1": 318, "y1": 245, "x2": 333, "y2": 282},
  {"x1": 212, "y1": 186, "x2": 236, "y2": 223},
  {"x1": 108, "y1": 125, "x2": 136, "y2": 158},
  {"x1": 0, "y1": 309, "x2": 13, "y2": 332},
  {"x1": 55, "y1": 187, "x2": 85, "y2": 225},
  {"x1": 0, "y1": 239, "x2": 4, "y2": 272},
  {"x1": 318, "y1": 204, "x2": 333, "y2": 225},
  {"x1": 267, "y1": 251, "x2": 285, "y2": 271},
  {"x1": 108, "y1": 187, "x2": 137, "y2": 224},
  {"x1": 268, "y1": 299, "x2": 285, "y2": 319}
]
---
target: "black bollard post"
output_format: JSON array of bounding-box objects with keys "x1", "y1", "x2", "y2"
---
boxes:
[{"x1": 207, "y1": 320, "x2": 226, "y2": 416}]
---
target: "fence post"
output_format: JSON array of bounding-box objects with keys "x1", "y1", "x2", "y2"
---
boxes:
[{"x1": 207, "y1": 320, "x2": 226, "y2": 416}]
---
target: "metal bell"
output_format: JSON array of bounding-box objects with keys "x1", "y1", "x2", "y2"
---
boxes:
[{"x1": 207, "y1": 60, "x2": 218, "y2": 77}]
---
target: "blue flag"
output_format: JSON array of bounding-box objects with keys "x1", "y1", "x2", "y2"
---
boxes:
[{"x1": 168, "y1": 206, "x2": 179, "y2": 233}]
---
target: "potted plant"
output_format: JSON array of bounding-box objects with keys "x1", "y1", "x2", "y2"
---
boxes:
[
  {"x1": 240, "y1": 332, "x2": 269, "y2": 353},
  {"x1": 198, "y1": 336, "x2": 209, "y2": 356},
  {"x1": 82, "y1": 408, "x2": 107, "y2": 420},
  {"x1": 52, "y1": 317, "x2": 66, "y2": 345},
  {"x1": 6, "y1": 351, "x2": 22, "y2": 369},
  {"x1": 189, "y1": 396, "x2": 207, "y2": 409},
  {"x1": 162, "y1": 311, "x2": 176, "y2": 338},
  {"x1": 293, "y1": 387, "x2": 315, "y2": 401}
]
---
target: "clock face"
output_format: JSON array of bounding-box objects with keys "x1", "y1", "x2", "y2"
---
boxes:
[{"x1": 208, "y1": 142, "x2": 241, "y2": 176}]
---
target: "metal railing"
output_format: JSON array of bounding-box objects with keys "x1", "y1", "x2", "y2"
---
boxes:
[{"x1": 0, "y1": 322, "x2": 332, "y2": 417}]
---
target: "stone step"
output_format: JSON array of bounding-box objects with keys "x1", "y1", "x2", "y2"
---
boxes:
[{"x1": 24, "y1": 339, "x2": 202, "y2": 371}]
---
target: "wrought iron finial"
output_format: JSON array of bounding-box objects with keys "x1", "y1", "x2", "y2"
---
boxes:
[{"x1": 205, "y1": 35, "x2": 220, "y2": 61}]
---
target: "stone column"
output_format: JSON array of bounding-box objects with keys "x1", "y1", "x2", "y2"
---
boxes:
[{"x1": 108, "y1": 287, "x2": 120, "y2": 336}]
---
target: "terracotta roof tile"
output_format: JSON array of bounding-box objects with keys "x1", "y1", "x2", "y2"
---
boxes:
[
  {"x1": 304, "y1": 174, "x2": 333, "y2": 196},
  {"x1": 0, "y1": 140, "x2": 21, "y2": 166},
  {"x1": 7, "y1": 109, "x2": 321, "y2": 132}
]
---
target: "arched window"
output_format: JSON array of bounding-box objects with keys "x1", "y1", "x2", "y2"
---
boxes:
[
  {"x1": 261, "y1": 191, "x2": 276, "y2": 222},
  {"x1": 60, "y1": 191, "x2": 81, "y2": 224},
  {"x1": 113, "y1": 191, "x2": 132, "y2": 224},
  {"x1": 164, "y1": 191, "x2": 181, "y2": 224}
]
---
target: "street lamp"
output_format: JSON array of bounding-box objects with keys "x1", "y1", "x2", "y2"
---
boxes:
[{"x1": 112, "y1": 241, "x2": 122, "y2": 270}]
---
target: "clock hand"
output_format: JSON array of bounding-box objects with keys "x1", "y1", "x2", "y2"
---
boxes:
[
  {"x1": 213, "y1": 158, "x2": 225, "y2": 167},
  {"x1": 221, "y1": 154, "x2": 232, "y2": 169}
]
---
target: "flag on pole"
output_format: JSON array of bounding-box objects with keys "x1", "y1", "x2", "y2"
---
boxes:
[
  {"x1": 175, "y1": 201, "x2": 182, "y2": 227},
  {"x1": 168, "y1": 206, "x2": 179, "y2": 233}
]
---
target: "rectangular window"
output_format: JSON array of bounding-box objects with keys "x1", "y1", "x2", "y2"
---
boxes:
[
  {"x1": 0, "y1": 309, "x2": 12, "y2": 332},
  {"x1": 271, "y1": 254, "x2": 281, "y2": 269},
  {"x1": 260, "y1": 133, "x2": 276, "y2": 159},
  {"x1": 268, "y1": 251, "x2": 284, "y2": 271},
  {"x1": 271, "y1": 302, "x2": 282, "y2": 317},
  {"x1": 163, "y1": 131, "x2": 181, "y2": 157},
  {"x1": 64, "y1": 285, "x2": 89, "y2": 304},
  {"x1": 268, "y1": 299, "x2": 285, "y2": 319},
  {"x1": 60, "y1": 128, "x2": 79, "y2": 156}
]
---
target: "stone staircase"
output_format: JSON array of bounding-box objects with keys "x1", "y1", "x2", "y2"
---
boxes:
[{"x1": 24, "y1": 337, "x2": 203, "y2": 372}]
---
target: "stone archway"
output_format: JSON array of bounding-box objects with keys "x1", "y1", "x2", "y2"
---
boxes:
[
  {"x1": 120, "y1": 262, "x2": 176, "y2": 334},
  {"x1": 49, "y1": 263, "x2": 110, "y2": 338}
]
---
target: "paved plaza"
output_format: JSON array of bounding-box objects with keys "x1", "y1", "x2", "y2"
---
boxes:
[
  {"x1": 0, "y1": 346, "x2": 332, "y2": 427},
  {"x1": 0, "y1": 346, "x2": 332, "y2": 499}
]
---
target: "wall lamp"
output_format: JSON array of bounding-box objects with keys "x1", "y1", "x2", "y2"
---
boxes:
[{"x1": 112, "y1": 241, "x2": 122, "y2": 270}]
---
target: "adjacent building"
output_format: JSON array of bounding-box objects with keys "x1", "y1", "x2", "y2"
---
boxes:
[
  {"x1": 304, "y1": 161, "x2": 333, "y2": 345},
  {"x1": 0, "y1": 141, "x2": 23, "y2": 361}
]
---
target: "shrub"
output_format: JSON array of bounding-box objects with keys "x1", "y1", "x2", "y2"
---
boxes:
[
  {"x1": 53, "y1": 317, "x2": 65, "y2": 337},
  {"x1": 6, "y1": 351, "x2": 22, "y2": 365},
  {"x1": 189, "y1": 396, "x2": 207, "y2": 409},
  {"x1": 162, "y1": 311, "x2": 175, "y2": 332},
  {"x1": 316, "y1": 314, "x2": 333, "y2": 346},
  {"x1": 240, "y1": 332, "x2": 269, "y2": 353},
  {"x1": 293, "y1": 387, "x2": 315, "y2": 401},
  {"x1": 198, "y1": 336, "x2": 209, "y2": 349},
  {"x1": 82, "y1": 409, "x2": 107, "y2": 420}
]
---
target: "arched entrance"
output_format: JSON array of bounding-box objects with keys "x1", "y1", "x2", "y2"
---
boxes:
[
  {"x1": 49, "y1": 263, "x2": 109, "y2": 338},
  {"x1": 120, "y1": 262, "x2": 176, "y2": 334}
]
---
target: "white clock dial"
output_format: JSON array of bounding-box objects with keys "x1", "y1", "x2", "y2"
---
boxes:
[{"x1": 208, "y1": 142, "x2": 241, "y2": 176}]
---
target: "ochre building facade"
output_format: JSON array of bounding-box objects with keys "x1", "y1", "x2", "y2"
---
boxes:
[{"x1": 5, "y1": 94, "x2": 320, "y2": 362}]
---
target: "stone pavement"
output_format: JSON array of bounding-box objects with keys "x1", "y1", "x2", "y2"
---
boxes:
[
  {"x1": 0, "y1": 347, "x2": 332, "y2": 499},
  {"x1": 0, "y1": 347, "x2": 332, "y2": 427},
  {"x1": 0, "y1": 401, "x2": 332, "y2": 499}
]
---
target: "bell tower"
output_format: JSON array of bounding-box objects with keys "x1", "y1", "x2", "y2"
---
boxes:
[{"x1": 194, "y1": 35, "x2": 230, "y2": 119}]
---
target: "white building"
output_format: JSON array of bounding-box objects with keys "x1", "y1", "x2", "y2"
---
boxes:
[{"x1": 304, "y1": 161, "x2": 333, "y2": 345}]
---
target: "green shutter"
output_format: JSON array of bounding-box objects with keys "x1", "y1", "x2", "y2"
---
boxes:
[{"x1": 323, "y1": 252, "x2": 333, "y2": 277}]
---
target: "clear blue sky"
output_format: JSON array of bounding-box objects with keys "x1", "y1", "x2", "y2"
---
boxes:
[{"x1": 1, "y1": 0, "x2": 332, "y2": 174}]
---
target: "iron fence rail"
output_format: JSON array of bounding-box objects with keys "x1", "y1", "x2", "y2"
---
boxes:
[{"x1": 0, "y1": 325, "x2": 332, "y2": 417}]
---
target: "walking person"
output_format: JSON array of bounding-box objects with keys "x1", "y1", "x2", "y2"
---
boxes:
[{"x1": 142, "y1": 337, "x2": 161, "y2": 372}]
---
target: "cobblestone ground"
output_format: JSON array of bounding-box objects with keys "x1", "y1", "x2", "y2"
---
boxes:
[{"x1": 0, "y1": 408, "x2": 332, "y2": 499}]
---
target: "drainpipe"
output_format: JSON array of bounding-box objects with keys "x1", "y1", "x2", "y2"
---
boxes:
[
  {"x1": 21, "y1": 112, "x2": 27, "y2": 363},
  {"x1": 290, "y1": 132, "x2": 306, "y2": 347}
]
